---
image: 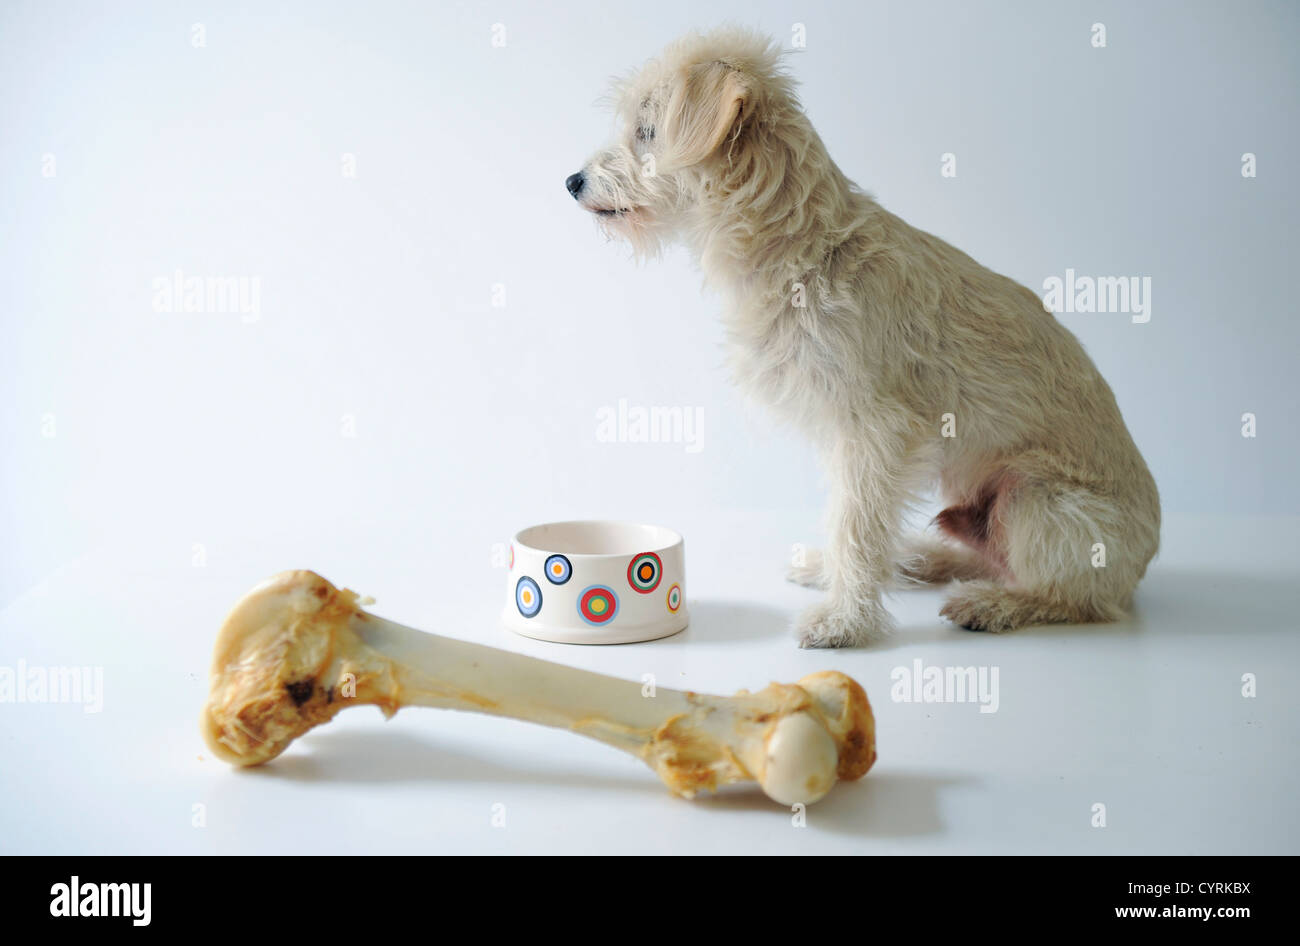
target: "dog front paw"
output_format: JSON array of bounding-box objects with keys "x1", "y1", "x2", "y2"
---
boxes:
[
  {"x1": 786, "y1": 547, "x2": 826, "y2": 589},
  {"x1": 795, "y1": 599, "x2": 894, "y2": 648}
]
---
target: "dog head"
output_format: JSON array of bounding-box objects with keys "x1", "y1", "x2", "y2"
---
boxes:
[{"x1": 566, "y1": 27, "x2": 792, "y2": 257}]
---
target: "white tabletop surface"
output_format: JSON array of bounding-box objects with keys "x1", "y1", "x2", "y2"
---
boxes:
[{"x1": 1, "y1": 510, "x2": 1295, "y2": 855}]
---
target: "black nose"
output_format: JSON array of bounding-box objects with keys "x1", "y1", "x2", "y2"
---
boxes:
[{"x1": 565, "y1": 171, "x2": 585, "y2": 199}]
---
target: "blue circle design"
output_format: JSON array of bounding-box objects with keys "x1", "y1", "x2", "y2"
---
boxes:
[
  {"x1": 544, "y1": 554, "x2": 572, "y2": 585},
  {"x1": 515, "y1": 576, "x2": 543, "y2": 618}
]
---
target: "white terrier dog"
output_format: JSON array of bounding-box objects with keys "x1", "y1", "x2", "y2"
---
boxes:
[{"x1": 567, "y1": 28, "x2": 1160, "y2": 647}]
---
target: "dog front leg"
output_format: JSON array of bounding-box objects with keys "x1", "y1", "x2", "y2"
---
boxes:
[{"x1": 796, "y1": 437, "x2": 904, "y2": 648}]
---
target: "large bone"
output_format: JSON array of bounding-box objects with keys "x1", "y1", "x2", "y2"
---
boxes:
[{"x1": 201, "y1": 571, "x2": 876, "y2": 806}]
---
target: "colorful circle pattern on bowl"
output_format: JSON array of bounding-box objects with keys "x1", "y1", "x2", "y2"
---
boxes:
[
  {"x1": 577, "y1": 584, "x2": 619, "y2": 625},
  {"x1": 627, "y1": 552, "x2": 662, "y2": 593},
  {"x1": 544, "y1": 554, "x2": 572, "y2": 585},
  {"x1": 515, "y1": 576, "x2": 542, "y2": 619},
  {"x1": 503, "y1": 521, "x2": 688, "y2": 644}
]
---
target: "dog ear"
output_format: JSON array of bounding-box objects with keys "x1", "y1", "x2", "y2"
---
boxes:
[{"x1": 661, "y1": 60, "x2": 750, "y2": 169}]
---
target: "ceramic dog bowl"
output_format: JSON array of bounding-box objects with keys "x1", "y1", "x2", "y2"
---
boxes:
[{"x1": 503, "y1": 520, "x2": 688, "y2": 644}]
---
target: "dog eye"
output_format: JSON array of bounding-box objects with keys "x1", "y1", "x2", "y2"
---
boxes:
[{"x1": 635, "y1": 124, "x2": 655, "y2": 143}]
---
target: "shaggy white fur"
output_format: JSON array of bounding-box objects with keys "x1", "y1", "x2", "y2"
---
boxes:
[{"x1": 568, "y1": 27, "x2": 1161, "y2": 647}]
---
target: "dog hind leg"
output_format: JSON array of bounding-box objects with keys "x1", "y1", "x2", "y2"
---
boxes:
[
  {"x1": 939, "y1": 475, "x2": 1150, "y2": 632},
  {"x1": 939, "y1": 579, "x2": 1107, "y2": 631}
]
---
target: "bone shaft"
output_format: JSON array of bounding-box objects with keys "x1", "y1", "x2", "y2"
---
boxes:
[{"x1": 353, "y1": 615, "x2": 693, "y2": 753}]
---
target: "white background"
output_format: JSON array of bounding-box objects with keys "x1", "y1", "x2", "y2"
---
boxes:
[{"x1": 2, "y1": 0, "x2": 1297, "y2": 854}]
